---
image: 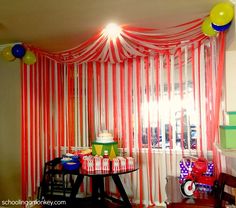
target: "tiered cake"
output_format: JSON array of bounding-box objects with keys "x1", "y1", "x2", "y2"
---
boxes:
[{"x1": 92, "y1": 130, "x2": 118, "y2": 160}]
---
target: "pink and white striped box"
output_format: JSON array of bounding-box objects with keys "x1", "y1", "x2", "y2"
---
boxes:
[{"x1": 126, "y1": 157, "x2": 135, "y2": 169}]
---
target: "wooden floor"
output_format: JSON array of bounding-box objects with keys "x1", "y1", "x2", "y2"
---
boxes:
[{"x1": 38, "y1": 195, "x2": 164, "y2": 208}]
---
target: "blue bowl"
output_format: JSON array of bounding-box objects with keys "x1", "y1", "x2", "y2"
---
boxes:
[
  {"x1": 63, "y1": 161, "x2": 80, "y2": 170},
  {"x1": 61, "y1": 157, "x2": 73, "y2": 164}
]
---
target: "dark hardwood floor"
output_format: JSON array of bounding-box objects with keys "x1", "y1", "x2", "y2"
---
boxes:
[{"x1": 41, "y1": 195, "x2": 163, "y2": 208}]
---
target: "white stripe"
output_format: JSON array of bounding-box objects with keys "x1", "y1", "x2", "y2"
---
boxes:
[
  {"x1": 108, "y1": 63, "x2": 114, "y2": 132},
  {"x1": 200, "y1": 43, "x2": 207, "y2": 157},
  {"x1": 82, "y1": 63, "x2": 87, "y2": 146},
  {"x1": 113, "y1": 40, "x2": 122, "y2": 62},
  {"x1": 124, "y1": 60, "x2": 129, "y2": 150},
  {"x1": 132, "y1": 59, "x2": 138, "y2": 150},
  {"x1": 116, "y1": 64, "x2": 121, "y2": 140},
  {"x1": 159, "y1": 55, "x2": 166, "y2": 149},
  {"x1": 93, "y1": 63, "x2": 98, "y2": 136},
  {"x1": 194, "y1": 45, "x2": 201, "y2": 155},
  {"x1": 77, "y1": 65, "x2": 81, "y2": 146},
  {"x1": 100, "y1": 63, "x2": 106, "y2": 129},
  {"x1": 171, "y1": 55, "x2": 176, "y2": 150}
]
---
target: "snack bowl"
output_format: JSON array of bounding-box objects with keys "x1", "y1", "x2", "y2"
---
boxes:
[
  {"x1": 63, "y1": 161, "x2": 80, "y2": 170},
  {"x1": 61, "y1": 157, "x2": 72, "y2": 164}
]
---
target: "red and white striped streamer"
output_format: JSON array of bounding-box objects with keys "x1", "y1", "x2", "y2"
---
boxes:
[{"x1": 21, "y1": 20, "x2": 226, "y2": 206}]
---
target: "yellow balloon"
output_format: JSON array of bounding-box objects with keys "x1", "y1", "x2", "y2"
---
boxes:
[
  {"x1": 1, "y1": 46, "x2": 16, "y2": 61},
  {"x1": 23, "y1": 50, "x2": 36, "y2": 65},
  {"x1": 210, "y1": 2, "x2": 234, "y2": 26},
  {"x1": 201, "y1": 17, "x2": 218, "y2": 37}
]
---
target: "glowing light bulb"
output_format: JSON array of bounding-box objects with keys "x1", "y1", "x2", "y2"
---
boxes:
[{"x1": 103, "y1": 23, "x2": 121, "y2": 40}]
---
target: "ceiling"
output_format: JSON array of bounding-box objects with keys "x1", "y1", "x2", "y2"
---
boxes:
[{"x1": 0, "y1": 0, "x2": 228, "y2": 52}]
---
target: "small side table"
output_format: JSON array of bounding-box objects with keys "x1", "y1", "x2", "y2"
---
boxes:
[{"x1": 70, "y1": 168, "x2": 138, "y2": 207}]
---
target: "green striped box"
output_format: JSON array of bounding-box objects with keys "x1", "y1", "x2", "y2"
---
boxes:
[
  {"x1": 220, "y1": 125, "x2": 236, "y2": 149},
  {"x1": 228, "y1": 112, "x2": 236, "y2": 126}
]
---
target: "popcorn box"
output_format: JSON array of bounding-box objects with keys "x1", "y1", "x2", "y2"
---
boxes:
[
  {"x1": 82, "y1": 156, "x2": 94, "y2": 171},
  {"x1": 112, "y1": 158, "x2": 120, "y2": 172},
  {"x1": 126, "y1": 157, "x2": 135, "y2": 169},
  {"x1": 117, "y1": 156, "x2": 126, "y2": 171},
  {"x1": 102, "y1": 157, "x2": 110, "y2": 171},
  {"x1": 94, "y1": 155, "x2": 103, "y2": 171}
]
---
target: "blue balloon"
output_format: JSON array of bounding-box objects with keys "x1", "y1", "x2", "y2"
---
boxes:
[
  {"x1": 211, "y1": 21, "x2": 232, "y2": 32},
  {"x1": 11, "y1": 44, "x2": 26, "y2": 58}
]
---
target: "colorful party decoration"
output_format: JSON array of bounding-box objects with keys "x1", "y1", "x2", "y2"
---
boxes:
[
  {"x1": 212, "y1": 21, "x2": 232, "y2": 32},
  {"x1": 23, "y1": 50, "x2": 36, "y2": 65},
  {"x1": 11, "y1": 44, "x2": 26, "y2": 58},
  {"x1": 210, "y1": 2, "x2": 234, "y2": 26},
  {"x1": 201, "y1": 17, "x2": 218, "y2": 37},
  {"x1": 1, "y1": 46, "x2": 16, "y2": 61}
]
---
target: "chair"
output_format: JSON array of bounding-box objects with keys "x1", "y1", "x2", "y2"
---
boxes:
[
  {"x1": 38, "y1": 157, "x2": 74, "y2": 200},
  {"x1": 215, "y1": 172, "x2": 236, "y2": 207}
]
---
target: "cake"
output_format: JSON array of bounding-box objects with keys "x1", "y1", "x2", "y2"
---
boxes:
[
  {"x1": 92, "y1": 130, "x2": 118, "y2": 160},
  {"x1": 96, "y1": 130, "x2": 114, "y2": 143}
]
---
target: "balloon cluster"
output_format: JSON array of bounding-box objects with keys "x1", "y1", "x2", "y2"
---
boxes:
[
  {"x1": 1, "y1": 44, "x2": 36, "y2": 65},
  {"x1": 202, "y1": 2, "x2": 234, "y2": 37}
]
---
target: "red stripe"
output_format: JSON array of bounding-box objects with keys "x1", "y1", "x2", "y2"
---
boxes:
[
  {"x1": 24, "y1": 63, "x2": 29, "y2": 199},
  {"x1": 42, "y1": 57, "x2": 47, "y2": 161},
  {"x1": 51, "y1": 61, "x2": 55, "y2": 158},
  {"x1": 68, "y1": 64, "x2": 75, "y2": 149},
  {"x1": 21, "y1": 62, "x2": 27, "y2": 201},
  {"x1": 34, "y1": 57, "x2": 39, "y2": 192},
  {"x1": 57, "y1": 63, "x2": 62, "y2": 155},
  {"x1": 29, "y1": 64, "x2": 35, "y2": 196},
  {"x1": 214, "y1": 32, "x2": 226, "y2": 175},
  {"x1": 145, "y1": 57, "x2": 154, "y2": 205},
  {"x1": 87, "y1": 62, "x2": 95, "y2": 143},
  {"x1": 96, "y1": 63, "x2": 101, "y2": 129},
  {"x1": 104, "y1": 62, "x2": 109, "y2": 129},
  {"x1": 110, "y1": 39, "x2": 119, "y2": 63},
  {"x1": 112, "y1": 64, "x2": 118, "y2": 140},
  {"x1": 61, "y1": 64, "x2": 65, "y2": 148},
  {"x1": 46, "y1": 59, "x2": 51, "y2": 160},
  {"x1": 191, "y1": 44, "x2": 196, "y2": 109},
  {"x1": 120, "y1": 62, "x2": 126, "y2": 148},
  {"x1": 154, "y1": 55, "x2": 162, "y2": 203},
  {"x1": 177, "y1": 49, "x2": 185, "y2": 156},
  {"x1": 197, "y1": 43, "x2": 203, "y2": 156},
  {"x1": 38, "y1": 55, "x2": 43, "y2": 181},
  {"x1": 79, "y1": 64, "x2": 83, "y2": 144},
  {"x1": 128, "y1": 60, "x2": 133, "y2": 156},
  {"x1": 136, "y1": 57, "x2": 143, "y2": 205}
]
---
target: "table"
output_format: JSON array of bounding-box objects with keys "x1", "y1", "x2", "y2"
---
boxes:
[
  {"x1": 69, "y1": 168, "x2": 138, "y2": 207},
  {"x1": 165, "y1": 176, "x2": 216, "y2": 208}
]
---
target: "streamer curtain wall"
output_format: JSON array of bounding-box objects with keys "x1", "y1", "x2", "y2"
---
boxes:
[{"x1": 21, "y1": 32, "x2": 225, "y2": 206}]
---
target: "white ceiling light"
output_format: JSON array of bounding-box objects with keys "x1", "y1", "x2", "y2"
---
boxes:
[{"x1": 103, "y1": 23, "x2": 121, "y2": 40}]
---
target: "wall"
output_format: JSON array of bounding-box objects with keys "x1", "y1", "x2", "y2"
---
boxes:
[{"x1": 0, "y1": 59, "x2": 21, "y2": 204}]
